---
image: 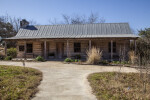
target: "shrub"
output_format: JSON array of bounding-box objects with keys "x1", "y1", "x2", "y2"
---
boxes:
[
  {"x1": 128, "y1": 51, "x2": 137, "y2": 65},
  {"x1": 75, "y1": 59, "x2": 78, "y2": 62},
  {"x1": 112, "y1": 61, "x2": 120, "y2": 64},
  {"x1": 4, "y1": 56, "x2": 12, "y2": 60},
  {"x1": 7, "y1": 48, "x2": 17, "y2": 58},
  {"x1": 0, "y1": 54, "x2": 4, "y2": 60},
  {"x1": 100, "y1": 60, "x2": 109, "y2": 65},
  {"x1": 121, "y1": 61, "x2": 128, "y2": 65},
  {"x1": 64, "y1": 58, "x2": 72, "y2": 62},
  {"x1": 86, "y1": 47, "x2": 103, "y2": 64},
  {"x1": 35, "y1": 56, "x2": 45, "y2": 62},
  {"x1": 74, "y1": 54, "x2": 81, "y2": 59},
  {"x1": 71, "y1": 59, "x2": 74, "y2": 62}
]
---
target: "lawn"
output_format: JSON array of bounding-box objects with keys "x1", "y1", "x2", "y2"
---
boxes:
[
  {"x1": 0, "y1": 65, "x2": 42, "y2": 100},
  {"x1": 88, "y1": 72, "x2": 150, "y2": 100}
]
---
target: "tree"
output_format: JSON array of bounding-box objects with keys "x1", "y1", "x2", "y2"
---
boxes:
[
  {"x1": 136, "y1": 28, "x2": 150, "y2": 94},
  {"x1": 0, "y1": 17, "x2": 16, "y2": 38},
  {"x1": 49, "y1": 12, "x2": 105, "y2": 25}
]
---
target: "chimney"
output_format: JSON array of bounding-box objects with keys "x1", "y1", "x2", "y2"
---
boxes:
[{"x1": 20, "y1": 19, "x2": 29, "y2": 28}]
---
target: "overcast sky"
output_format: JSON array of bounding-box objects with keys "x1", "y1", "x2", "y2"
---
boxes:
[{"x1": 0, "y1": 0, "x2": 150, "y2": 33}]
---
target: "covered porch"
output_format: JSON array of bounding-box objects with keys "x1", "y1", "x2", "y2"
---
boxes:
[{"x1": 5, "y1": 38, "x2": 137, "y2": 61}]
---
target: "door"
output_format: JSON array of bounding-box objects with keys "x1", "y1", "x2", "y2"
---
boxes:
[{"x1": 56, "y1": 43, "x2": 64, "y2": 59}]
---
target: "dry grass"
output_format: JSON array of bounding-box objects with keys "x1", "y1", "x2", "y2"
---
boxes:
[
  {"x1": 0, "y1": 65, "x2": 42, "y2": 100},
  {"x1": 128, "y1": 51, "x2": 137, "y2": 65},
  {"x1": 86, "y1": 47, "x2": 102, "y2": 64},
  {"x1": 0, "y1": 47, "x2": 5, "y2": 56},
  {"x1": 88, "y1": 72, "x2": 150, "y2": 100}
]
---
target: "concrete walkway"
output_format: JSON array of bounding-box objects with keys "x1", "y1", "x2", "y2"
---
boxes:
[{"x1": 0, "y1": 61, "x2": 138, "y2": 100}]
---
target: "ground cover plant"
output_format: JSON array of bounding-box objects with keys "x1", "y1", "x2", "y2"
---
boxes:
[
  {"x1": 35, "y1": 56, "x2": 45, "y2": 62},
  {"x1": 0, "y1": 65, "x2": 42, "y2": 100},
  {"x1": 88, "y1": 72, "x2": 150, "y2": 100}
]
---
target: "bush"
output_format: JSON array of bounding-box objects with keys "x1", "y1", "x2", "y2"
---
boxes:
[
  {"x1": 7, "y1": 48, "x2": 17, "y2": 58},
  {"x1": 100, "y1": 60, "x2": 109, "y2": 65},
  {"x1": 112, "y1": 61, "x2": 120, "y2": 64},
  {"x1": 64, "y1": 58, "x2": 72, "y2": 62},
  {"x1": 35, "y1": 56, "x2": 45, "y2": 62},
  {"x1": 128, "y1": 51, "x2": 137, "y2": 65},
  {"x1": 86, "y1": 47, "x2": 103, "y2": 64},
  {"x1": 75, "y1": 59, "x2": 78, "y2": 62},
  {"x1": 4, "y1": 56, "x2": 12, "y2": 60},
  {"x1": 0, "y1": 54, "x2": 4, "y2": 60},
  {"x1": 74, "y1": 54, "x2": 81, "y2": 59}
]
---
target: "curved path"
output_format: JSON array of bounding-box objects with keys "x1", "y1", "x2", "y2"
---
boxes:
[{"x1": 0, "y1": 61, "x2": 138, "y2": 100}]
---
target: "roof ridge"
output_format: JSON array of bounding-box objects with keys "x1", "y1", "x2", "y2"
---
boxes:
[{"x1": 33, "y1": 23, "x2": 129, "y2": 26}]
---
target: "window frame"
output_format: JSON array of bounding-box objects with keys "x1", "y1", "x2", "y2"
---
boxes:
[{"x1": 74, "y1": 42, "x2": 81, "y2": 53}]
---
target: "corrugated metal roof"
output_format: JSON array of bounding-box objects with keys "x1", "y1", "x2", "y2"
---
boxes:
[{"x1": 7, "y1": 23, "x2": 138, "y2": 39}]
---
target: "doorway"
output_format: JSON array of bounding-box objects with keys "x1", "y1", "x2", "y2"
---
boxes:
[{"x1": 56, "y1": 43, "x2": 64, "y2": 59}]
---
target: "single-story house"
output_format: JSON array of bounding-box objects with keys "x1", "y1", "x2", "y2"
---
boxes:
[{"x1": 5, "y1": 19, "x2": 138, "y2": 61}]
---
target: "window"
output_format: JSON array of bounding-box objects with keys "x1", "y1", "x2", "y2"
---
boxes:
[
  {"x1": 19, "y1": 45, "x2": 24, "y2": 51},
  {"x1": 74, "y1": 43, "x2": 81, "y2": 52},
  {"x1": 108, "y1": 42, "x2": 116, "y2": 53},
  {"x1": 26, "y1": 43, "x2": 33, "y2": 53},
  {"x1": 108, "y1": 42, "x2": 111, "y2": 53},
  {"x1": 113, "y1": 42, "x2": 116, "y2": 53}
]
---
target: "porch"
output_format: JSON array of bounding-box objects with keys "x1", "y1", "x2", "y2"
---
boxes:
[{"x1": 5, "y1": 38, "x2": 136, "y2": 61}]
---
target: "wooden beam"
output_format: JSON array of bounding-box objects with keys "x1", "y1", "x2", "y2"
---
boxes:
[
  {"x1": 89, "y1": 40, "x2": 91, "y2": 50},
  {"x1": 4, "y1": 41, "x2": 7, "y2": 56},
  {"x1": 67, "y1": 40, "x2": 70, "y2": 58},
  {"x1": 111, "y1": 40, "x2": 113, "y2": 61},
  {"x1": 134, "y1": 40, "x2": 136, "y2": 52},
  {"x1": 24, "y1": 41, "x2": 26, "y2": 60},
  {"x1": 44, "y1": 41, "x2": 47, "y2": 59},
  {"x1": 124, "y1": 41, "x2": 126, "y2": 61}
]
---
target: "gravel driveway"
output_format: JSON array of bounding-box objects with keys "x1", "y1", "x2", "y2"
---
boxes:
[{"x1": 0, "y1": 61, "x2": 138, "y2": 100}]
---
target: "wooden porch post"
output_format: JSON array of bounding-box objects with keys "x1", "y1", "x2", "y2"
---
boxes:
[
  {"x1": 4, "y1": 41, "x2": 7, "y2": 56},
  {"x1": 89, "y1": 40, "x2": 91, "y2": 50},
  {"x1": 134, "y1": 40, "x2": 136, "y2": 52},
  {"x1": 124, "y1": 41, "x2": 126, "y2": 61},
  {"x1": 111, "y1": 40, "x2": 113, "y2": 61},
  {"x1": 44, "y1": 41, "x2": 47, "y2": 59},
  {"x1": 24, "y1": 41, "x2": 26, "y2": 60},
  {"x1": 67, "y1": 40, "x2": 70, "y2": 58}
]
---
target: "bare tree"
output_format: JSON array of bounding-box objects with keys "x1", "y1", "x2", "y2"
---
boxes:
[
  {"x1": 62, "y1": 14, "x2": 70, "y2": 24},
  {"x1": 88, "y1": 12, "x2": 99, "y2": 24},
  {"x1": 29, "y1": 19, "x2": 37, "y2": 25},
  {"x1": 48, "y1": 12, "x2": 105, "y2": 25},
  {"x1": 48, "y1": 18, "x2": 62, "y2": 25}
]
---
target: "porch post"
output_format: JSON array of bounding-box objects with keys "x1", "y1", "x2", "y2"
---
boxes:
[
  {"x1": 44, "y1": 41, "x2": 47, "y2": 59},
  {"x1": 4, "y1": 41, "x2": 7, "y2": 56},
  {"x1": 89, "y1": 40, "x2": 91, "y2": 50},
  {"x1": 111, "y1": 40, "x2": 113, "y2": 61},
  {"x1": 124, "y1": 41, "x2": 126, "y2": 61},
  {"x1": 24, "y1": 41, "x2": 26, "y2": 60},
  {"x1": 134, "y1": 40, "x2": 136, "y2": 52},
  {"x1": 67, "y1": 40, "x2": 70, "y2": 58}
]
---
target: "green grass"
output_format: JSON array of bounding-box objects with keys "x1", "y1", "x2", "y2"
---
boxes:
[
  {"x1": 88, "y1": 72, "x2": 150, "y2": 100},
  {"x1": 0, "y1": 65, "x2": 42, "y2": 100}
]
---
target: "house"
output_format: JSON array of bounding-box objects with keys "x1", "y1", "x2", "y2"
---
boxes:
[{"x1": 5, "y1": 20, "x2": 138, "y2": 61}]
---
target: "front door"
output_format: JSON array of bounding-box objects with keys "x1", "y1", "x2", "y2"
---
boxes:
[{"x1": 56, "y1": 43, "x2": 64, "y2": 59}]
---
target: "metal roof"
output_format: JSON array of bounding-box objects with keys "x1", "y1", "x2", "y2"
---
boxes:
[{"x1": 7, "y1": 23, "x2": 138, "y2": 39}]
